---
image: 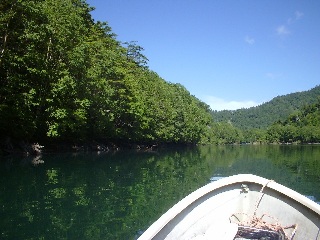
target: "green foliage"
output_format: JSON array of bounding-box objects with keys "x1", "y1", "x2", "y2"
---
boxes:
[
  {"x1": 2, "y1": 0, "x2": 317, "y2": 146},
  {"x1": 208, "y1": 122, "x2": 244, "y2": 144},
  {"x1": 212, "y1": 85, "x2": 320, "y2": 130},
  {"x1": 209, "y1": 86, "x2": 320, "y2": 144},
  {"x1": 0, "y1": 0, "x2": 214, "y2": 145},
  {"x1": 266, "y1": 99, "x2": 320, "y2": 143}
]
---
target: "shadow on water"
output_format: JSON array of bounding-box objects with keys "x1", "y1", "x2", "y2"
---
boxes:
[{"x1": 0, "y1": 145, "x2": 319, "y2": 239}]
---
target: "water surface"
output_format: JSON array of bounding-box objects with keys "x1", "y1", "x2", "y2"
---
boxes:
[{"x1": 1, "y1": 145, "x2": 319, "y2": 239}]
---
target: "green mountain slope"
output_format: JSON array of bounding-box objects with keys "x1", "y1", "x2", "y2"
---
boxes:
[
  {"x1": 267, "y1": 99, "x2": 320, "y2": 143},
  {"x1": 211, "y1": 85, "x2": 320, "y2": 130}
]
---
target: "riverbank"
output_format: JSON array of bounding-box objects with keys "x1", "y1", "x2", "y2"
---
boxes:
[
  {"x1": 0, "y1": 138, "x2": 191, "y2": 156},
  {"x1": 2, "y1": 138, "x2": 320, "y2": 157}
]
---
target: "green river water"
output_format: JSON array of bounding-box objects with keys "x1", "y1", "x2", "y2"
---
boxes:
[{"x1": 1, "y1": 145, "x2": 319, "y2": 239}]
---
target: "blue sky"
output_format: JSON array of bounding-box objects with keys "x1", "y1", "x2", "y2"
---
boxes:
[{"x1": 87, "y1": 0, "x2": 320, "y2": 111}]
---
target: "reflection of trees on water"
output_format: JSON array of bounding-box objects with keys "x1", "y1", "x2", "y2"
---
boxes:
[
  {"x1": 21, "y1": 155, "x2": 44, "y2": 166},
  {"x1": 31, "y1": 155, "x2": 44, "y2": 165},
  {"x1": 0, "y1": 145, "x2": 319, "y2": 239},
  {"x1": 210, "y1": 145, "x2": 320, "y2": 202}
]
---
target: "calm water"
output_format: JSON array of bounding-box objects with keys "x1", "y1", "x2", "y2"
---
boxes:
[{"x1": 1, "y1": 145, "x2": 320, "y2": 239}]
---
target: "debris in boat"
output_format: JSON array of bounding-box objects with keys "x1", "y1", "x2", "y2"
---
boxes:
[
  {"x1": 230, "y1": 179, "x2": 298, "y2": 240},
  {"x1": 235, "y1": 225, "x2": 285, "y2": 240}
]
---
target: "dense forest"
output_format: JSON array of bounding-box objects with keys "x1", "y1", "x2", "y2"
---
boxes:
[
  {"x1": 211, "y1": 85, "x2": 320, "y2": 130},
  {"x1": 211, "y1": 98, "x2": 320, "y2": 144},
  {"x1": 0, "y1": 0, "x2": 214, "y2": 151},
  {"x1": 210, "y1": 86, "x2": 320, "y2": 144},
  {"x1": 267, "y1": 99, "x2": 320, "y2": 143},
  {"x1": 0, "y1": 0, "x2": 319, "y2": 154}
]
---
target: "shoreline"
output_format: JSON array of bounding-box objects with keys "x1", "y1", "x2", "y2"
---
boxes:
[{"x1": 2, "y1": 139, "x2": 320, "y2": 157}]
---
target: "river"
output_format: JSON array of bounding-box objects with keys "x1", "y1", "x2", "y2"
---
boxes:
[{"x1": 1, "y1": 145, "x2": 319, "y2": 239}]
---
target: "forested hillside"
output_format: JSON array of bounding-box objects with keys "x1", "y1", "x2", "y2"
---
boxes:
[
  {"x1": 267, "y1": 99, "x2": 320, "y2": 143},
  {"x1": 1, "y1": 0, "x2": 319, "y2": 153},
  {"x1": 0, "y1": 0, "x2": 214, "y2": 150},
  {"x1": 211, "y1": 85, "x2": 320, "y2": 130},
  {"x1": 208, "y1": 98, "x2": 320, "y2": 144}
]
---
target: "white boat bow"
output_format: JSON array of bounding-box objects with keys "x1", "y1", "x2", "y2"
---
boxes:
[{"x1": 138, "y1": 174, "x2": 320, "y2": 240}]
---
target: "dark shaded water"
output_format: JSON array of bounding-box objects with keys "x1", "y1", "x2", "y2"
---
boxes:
[{"x1": 1, "y1": 145, "x2": 320, "y2": 239}]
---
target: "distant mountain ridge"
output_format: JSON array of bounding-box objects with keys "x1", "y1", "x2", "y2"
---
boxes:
[{"x1": 211, "y1": 85, "x2": 320, "y2": 130}]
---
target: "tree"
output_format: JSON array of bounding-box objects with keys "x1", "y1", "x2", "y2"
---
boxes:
[
  {"x1": 123, "y1": 41, "x2": 149, "y2": 68},
  {"x1": 0, "y1": 0, "x2": 217, "y2": 147}
]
